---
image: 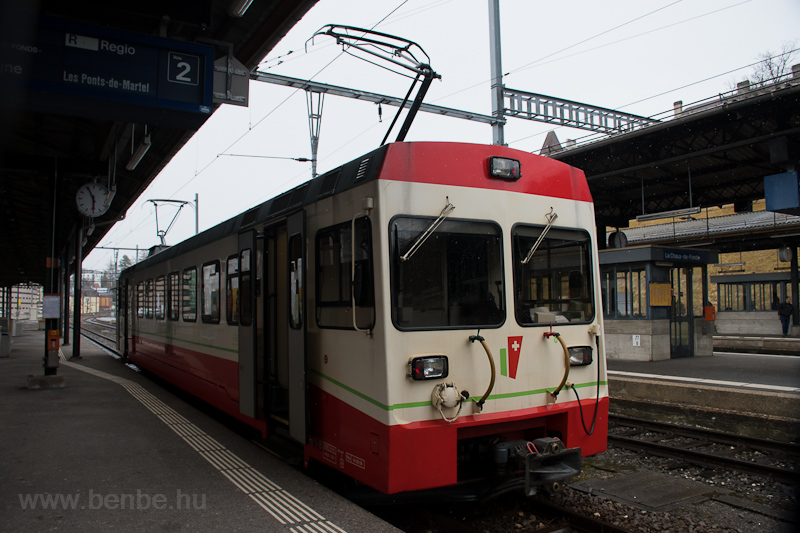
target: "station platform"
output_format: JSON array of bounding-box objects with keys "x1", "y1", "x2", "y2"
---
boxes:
[
  {"x1": 713, "y1": 333, "x2": 800, "y2": 355},
  {"x1": 0, "y1": 326, "x2": 399, "y2": 533},
  {"x1": 608, "y1": 348, "x2": 800, "y2": 442}
]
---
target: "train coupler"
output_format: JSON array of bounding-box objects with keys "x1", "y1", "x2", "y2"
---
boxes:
[{"x1": 523, "y1": 437, "x2": 581, "y2": 497}]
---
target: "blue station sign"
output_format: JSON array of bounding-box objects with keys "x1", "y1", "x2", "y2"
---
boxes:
[{"x1": 2, "y1": 17, "x2": 214, "y2": 118}]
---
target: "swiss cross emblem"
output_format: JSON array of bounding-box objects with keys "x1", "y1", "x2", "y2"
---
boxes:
[{"x1": 502, "y1": 336, "x2": 523, "y2": 379}]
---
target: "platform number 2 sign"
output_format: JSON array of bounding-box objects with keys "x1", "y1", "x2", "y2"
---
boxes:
[{"x1": 167, "y1": 52, "x2": 200, "y2": 86}]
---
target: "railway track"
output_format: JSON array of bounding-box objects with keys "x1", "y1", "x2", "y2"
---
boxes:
[
  {"x1": 608, "y1": 414, "x2": 800, "y2": 485},
  {"x1": 76, "y1": 316, "x2": 118, "y2": 353},
  {"x1": 373, "y1": 492, "x2": 639, "y2": 533}
]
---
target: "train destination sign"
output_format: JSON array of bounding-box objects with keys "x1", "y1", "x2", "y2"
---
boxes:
[{"x1": 1, "y1": 17, "x2": 214, "y2": 118}]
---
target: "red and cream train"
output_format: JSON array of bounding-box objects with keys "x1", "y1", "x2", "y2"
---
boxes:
[{"x1": 117, "y1": 141, "x2": 608, "y2": 496}]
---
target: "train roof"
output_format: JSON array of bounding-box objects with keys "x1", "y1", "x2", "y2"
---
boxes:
[{"x1": 120, "y1": 142, "x2": 589, "y2": 277}]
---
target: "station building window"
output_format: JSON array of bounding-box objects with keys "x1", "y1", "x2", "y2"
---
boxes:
[
  {"x1": 182, "y1": 267, "x2": 197, "y2": 322},
  {"x1": 202, "y1": 261, "x2": 220, "y2": 324},
  {"x1": 717, "y1": 280, "x2": 785, "y2": 311},
  {"x1": 316, "y1": 218, "x2": 374, "y2": 330},
  {"x1": 601, "y1": 264, "x2": 647, "y2": 319}
]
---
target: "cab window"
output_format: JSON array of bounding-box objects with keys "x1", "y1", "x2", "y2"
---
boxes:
[
  {"x1": 512, "y1": 225, "x2": 594, "y2": 325},
  {"x1": 390, "y1": 217, "x2": 504, "y2": 329}
]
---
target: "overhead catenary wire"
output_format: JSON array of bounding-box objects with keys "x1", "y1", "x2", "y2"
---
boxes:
[
  {"x1": 433, "y1": 0, "x2": 753, "y2": 116},
  {"x1": 512, "y1": 45, "x2": 800, "y2": 150},
  {"x1": 91, "y1": 0, "x2": 774, "y2": 267},
  {"x1": 100, "y1": 0, "x2": 697, "y2": 249},
  {"x1": 166, "y1": 0, "x2": 412, "y2": 202},
  {"x1": 97, "y1": 1, "x2": 414, "y2": 252}
]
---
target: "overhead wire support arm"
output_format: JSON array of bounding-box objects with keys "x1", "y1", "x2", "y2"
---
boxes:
[
  {"x1": 308, "y1": 25, "x2": 441, "y2": 145},
  {"x1": 250, "y1": 72, "x2": 496, "y2": 125},
  {"x1": 503, "y1": 87, "x2": 660, "y2": 134}
]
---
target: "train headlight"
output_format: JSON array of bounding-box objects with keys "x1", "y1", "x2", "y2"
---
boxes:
[
  {"x1": 408, "y1": 356, "x2": 449, "y2": 380},
  {"x1": 488, "y1": 157, "x2": 521, "y2": 180},
  {"x1": 568, "y1": 346, "x2": 593, "y2": 366}
]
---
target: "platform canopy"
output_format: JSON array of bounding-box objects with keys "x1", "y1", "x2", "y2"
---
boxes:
[{"x1": 0, "y1": 0, "x2": 319, "y2": 287}]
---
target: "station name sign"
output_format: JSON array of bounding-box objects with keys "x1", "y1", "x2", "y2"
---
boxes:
[
  {"x1": 1, "y1": 17, "x2": 214, "y2": 116},
  {"x1": 660, "y1": 248, "x2": 709, "y2": 263}
]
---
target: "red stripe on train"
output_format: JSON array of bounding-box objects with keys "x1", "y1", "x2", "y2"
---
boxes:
[
  {"x1": 305, "y1": 384, "x2": 608, "y2": 494},
  {"x1": 379, "y1": 142, "x2": 593, "y2": 203}
]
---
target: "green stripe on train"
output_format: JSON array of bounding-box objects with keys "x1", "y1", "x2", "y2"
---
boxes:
[
  {"x1": 131, "y1": 329, "x2": 238, "y2": 354},
  {"x1": 309, "y1": 368, "x2": 607, "y2": 411}
]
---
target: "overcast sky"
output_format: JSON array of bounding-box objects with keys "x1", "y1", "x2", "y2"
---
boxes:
[{"x1": 84, "y1": 0, "x2": 800, "y2": 273}]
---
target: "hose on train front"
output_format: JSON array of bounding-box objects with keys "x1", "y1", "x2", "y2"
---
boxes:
[
  {"x1": 544, "y1": 331, "x2": 570, "y2": 400},
  {"x1": 571, "y1": 333, "x2": 603, "y2": 435},
  {"x1": 469, "y1": 333, "x2": 495, "y2": 412}
]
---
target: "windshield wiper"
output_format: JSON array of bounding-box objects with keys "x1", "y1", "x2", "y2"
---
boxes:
[
  {"x1": 401, "y1": 197, "x2": 455, "y2": 262},
  {"x1": 521, "y1": 207, "x2": 558, "y2": 264}
]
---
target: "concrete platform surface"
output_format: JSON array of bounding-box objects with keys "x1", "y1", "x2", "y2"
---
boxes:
[
  {"x1": 608, "y1": 351, "x2": 800, "y2": 394},
  {"x1": 607, "y1": 351, "x2": 800, "y2": 441},
  {"x1": 0, "y1": 329, "x2": 399, "y2": 533}
]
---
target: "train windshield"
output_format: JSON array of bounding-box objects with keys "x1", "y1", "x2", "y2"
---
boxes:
[
  {"x1": 512, "y1": 225, "x2": 595, "y2": 325},
  {"x1": 390, "y1": 217, "x2": 504, "y2": 329}
]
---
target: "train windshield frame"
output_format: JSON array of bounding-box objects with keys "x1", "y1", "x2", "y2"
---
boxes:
[
  {"x1": 390, "y1": 216, "x2": 505, "y2": 330},
  {"x1": 512, "y1": 224, "x2": 595, "y2": 326}
]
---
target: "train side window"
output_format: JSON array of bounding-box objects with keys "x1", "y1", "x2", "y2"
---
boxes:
[
  {"x1": 145, "y1": 279, "x2": 154, "y2": 319},
  {"x1": 182, "y1": 267, "x2": 197, "y2": 322},
  {"x1": 512, "y1": 225, "x2": 595, "y2": 326},
  {"x1": 202, "y1": 261, "x2": 221, "y2": 324},
  {"x1": 315, "y1": 218, "x2": 375, "y2": 330},
  {"x1": 239, "y1": 249, "x2": 252, "y2": 326},
  {"x1": 167, "y1": 272, "x2": 179, "y2": 321},
  {"x1": 289, "y1": 235, "x2": 303, "y2": 329},
  {"x1": 390, "y1": 217, "x2": 504, "y2": 330},
  {"x1": 226, "y1": 255, "x2": 239, "y2": 325},
  {"x1": 155, "y1": 275, "x2": 166, "y2": 320},
  {"x1": 137, "y1": 282, "x2": 144, "y2": 318}
]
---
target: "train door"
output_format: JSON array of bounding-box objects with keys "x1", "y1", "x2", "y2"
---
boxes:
[
  {"x1": 264, "y1": 212, "x2": 307, "y2": 444},
  {"x1": 238, "y1": 230, "x2": 258, "y2": 419},
  {"x1": 120, "y1": 278, "x2": 128, "y2": 355},
  {"x1": 670, "y1": 267, "x2": 694, "y2": 358},
  {"x1": 126, "y1": 280, "x2": 134, "y2": 356},
  {"x1": 286, "y1": 212, "x2": 307, "y2": 444}
]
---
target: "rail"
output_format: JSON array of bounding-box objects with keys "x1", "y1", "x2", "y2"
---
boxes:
[{"x1": 608, "y1": 414, "x2": 800, "y2": 485}]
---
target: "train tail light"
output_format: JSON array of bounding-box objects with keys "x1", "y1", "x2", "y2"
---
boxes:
[
  {"x1": 568, "y1": 346, "x2": 593, "y2": 366},
  {"x1": 488, "y1": 157, "x2": 521, "y2": 180},
  {"x1": 408, "y1": 355, "x2": 449, "y2": 380}
]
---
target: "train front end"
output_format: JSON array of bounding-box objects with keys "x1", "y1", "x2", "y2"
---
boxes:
[{"x1": 306, "y1": 142, "x2": 608, "y2": 497}]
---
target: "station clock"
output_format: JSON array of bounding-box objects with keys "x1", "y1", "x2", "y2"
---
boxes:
[{"x1": 75, "y1": 182, "x2": 111, "y2": 217}]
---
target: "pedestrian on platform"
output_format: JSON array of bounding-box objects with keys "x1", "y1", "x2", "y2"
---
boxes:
[{"x1": 778, "y1": 296, "x2": 793, "y2": 337}]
